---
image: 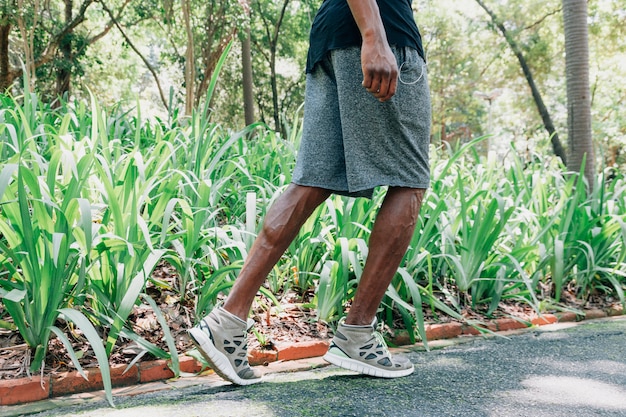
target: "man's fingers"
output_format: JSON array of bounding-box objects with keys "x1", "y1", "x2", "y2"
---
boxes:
[
  {"x1": 375, "y1": 79, "x2": 388, "y2": 98},
  {"x1": 362, "y1": 71, "x2": 373, "y2": 90},
  {"x1": 381, "y1": 74, "x2": 398, "y2": 101},
  {"x1": 366, "y1": 69, "x2": 398, "y2": 102},
  {"x1": 368, "y1": 78, "x2": 382, "y2": 94}
]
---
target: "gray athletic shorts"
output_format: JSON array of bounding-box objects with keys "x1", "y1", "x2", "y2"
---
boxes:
[{"x1": 292, "y1": 46, "x2": 431, "y2": 199}]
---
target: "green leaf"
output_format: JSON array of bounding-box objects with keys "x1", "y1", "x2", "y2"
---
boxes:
[
  {"x1": 58, "y1": 308, "x2": 114, "y2": 407},
  {"x1": 0, "y1": 288, "x2": 26, "y2": 303},
  {"x1": 140, "y1": 294, "x2": 180, "y2": 377},
  {"x1": 49, "y1": 326, "x2": 89, "y2": 381},
  {"x1": 0, "y1": 164, "x2": 17, "y2": 201}
]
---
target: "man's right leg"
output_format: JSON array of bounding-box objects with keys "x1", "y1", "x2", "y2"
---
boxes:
[
  {"x1": 189, "y1": 184, "x2": 330, "y2": 385},
  {"x1": 224, "y1": 184, "x2": 331, "y2": 319}
]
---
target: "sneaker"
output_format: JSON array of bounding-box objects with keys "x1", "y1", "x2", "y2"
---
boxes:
[
  {"x1": 188, "y1": 307, "x2": 262, "y2": 385},
  {"x1": 323, "y1": 318, "x2": 414, "y2": 378}
]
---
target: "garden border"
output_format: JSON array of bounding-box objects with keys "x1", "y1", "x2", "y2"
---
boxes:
[{"x1": 0, "y1": 307, "x2": 622, "y2": 406}]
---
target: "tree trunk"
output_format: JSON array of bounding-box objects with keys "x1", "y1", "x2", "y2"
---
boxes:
[
  {"x1": 563, "y1": 0, "x2": 594, "y2": 189},
  {"x1": 270, "y1": 49, "x2": 280, "y2": 133},
  {"x1": 0, "y1": 22, "x2": 12, "y2": 91},
  {"x1": 242, "y1": 26, "x2": 255, "y2": 126},
  {"x1": 55, "y1": 0, "x2": 73, "y2": 99},
  {"x1": 182, "y1": 0, "x2": 195, "y2": 116},
  {"x1": 255, "y1": 0, "x2": 290, "y2": 134},
  {"x1": 17, "y1": 0, "x2": 39, "y2": 90},
  {"x1": 239, "y1": 0, "x2": 255, "y2": 126},
  {"x1": 475, "y1": 0, "x2": 567, "y2": 165}
]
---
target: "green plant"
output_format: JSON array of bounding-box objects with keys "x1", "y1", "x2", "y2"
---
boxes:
[{"x1": 0, "y1": 164, "x2": 89, "y2": 372}]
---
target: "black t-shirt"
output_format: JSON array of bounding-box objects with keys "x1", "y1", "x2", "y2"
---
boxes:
[{"x1": 306, "y1": 0, "x2": 424, "y2": 73}]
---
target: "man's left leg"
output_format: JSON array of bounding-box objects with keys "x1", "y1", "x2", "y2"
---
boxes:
[
  {"x1": 324, "y1": 186, "x2": 425, "y2": 377},
  {"x1": 188, "y1": 184, "x2": 330, "y2": 385}
]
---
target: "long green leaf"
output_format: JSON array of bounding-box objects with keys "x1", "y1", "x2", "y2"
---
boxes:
[{"x1": 58, "y1": 308, "x2": 114, "y2": 407}]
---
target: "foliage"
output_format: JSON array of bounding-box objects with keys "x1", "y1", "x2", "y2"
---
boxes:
[{"x1": 3, "y1": 1, "x2": 624, "y2": 174}]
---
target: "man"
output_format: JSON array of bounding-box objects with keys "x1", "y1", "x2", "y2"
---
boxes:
[{"x1": 188, "y1": 0, "x2": 430, "y2": 385}]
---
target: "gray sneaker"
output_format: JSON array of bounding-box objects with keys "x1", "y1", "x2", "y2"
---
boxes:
[
  {"x1": 323, "y1": 318, "x2": 414, "y2": 378},
  {"x1": 188, "y1": 307, "x2": 262, "y2": 385}
]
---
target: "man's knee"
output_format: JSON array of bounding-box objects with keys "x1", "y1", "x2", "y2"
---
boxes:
[
  {"x1": 260, "y1": 184, "x2": 330, "y2": 245},
  {"x1": 387, "y1": 187, "x2": 425, "y2": 213}
]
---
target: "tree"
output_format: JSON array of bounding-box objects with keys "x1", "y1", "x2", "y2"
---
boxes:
[
  {"x1": 246, "y1": 0, "x2": 315, "y2": 134},
  {"x1": 240, "y1": 0, "x2": 255, "y2": 126},
  {"x1": 192, "y1": 1, "x2": 241, "y2": 110},
  {"x1": 55, "y1": 0, "x2": 74, "y2": 98},
  {"x1": 563, "y1": 0, "x2": 594, "y2": 188},
  {"x1": 181, "y1": 0, "x2": 195, "y2": 115},
  {"x1": 419, "y1": 2, "x2": 487, "y2": 148},
  {"x1": 0, "y1": 0, "x2": 136, "y2": 99},
  {"x1": 12, "y1": 0, "x2": 94, "y2": 94},
  {"x1": 252, "y1": 0, "x2": 290, "y2": 133},
  {"x1": 0, "y1": 2, "x2": 14, "y2": 91},
  {"x1": 99, "y1": 0, "x2": 170, "y2": 109},
  {"x1": 155, "y1": 0, "x2": 242, "y2": 115},
  {"x1": 475, "y1": 0, "x2": 567, "y2": 164}
]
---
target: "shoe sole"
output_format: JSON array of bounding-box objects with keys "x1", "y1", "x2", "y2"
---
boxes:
[
  {"x1": 188, "y1": 327, "x2": 262, "y2": 386},
  {"x1": 322, "y1": 352, "x2": 414, "y2": 378}
]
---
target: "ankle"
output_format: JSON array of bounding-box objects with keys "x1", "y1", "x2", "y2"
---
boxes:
[
  {"x1": 220, "y1": 303, "x2": 249, "y2": 322},
  {"x1": 343, "y1": 315, "x2": 376, "y2": 327}
]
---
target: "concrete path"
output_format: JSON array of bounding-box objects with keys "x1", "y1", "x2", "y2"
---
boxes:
[{"x1": 5, "y1": 316, "x2": 626, "y2": 417}]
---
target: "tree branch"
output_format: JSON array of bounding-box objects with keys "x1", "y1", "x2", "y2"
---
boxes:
[
  {"x1": 524, "y1": 7, "x2": 563, "y2": 31},
  {"x1": 475, "y1": 0, "x2": 567, "y2": 164},
  {"x1": 35, "y1": 0, "x2": 94, "y2": 68},
  {"x1": 100, "y1": 0, "x2": 169, "y2": 111},
  {"x1": 87, "y1": 0, "x2": 132, "y2": 45}
]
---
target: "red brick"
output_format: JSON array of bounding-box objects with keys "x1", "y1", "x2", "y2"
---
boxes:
[
  {"x1": 555, "y1": 311, "x2": 578, "y2": 322},
  {"x1": 138, "y1": 359, "x2": 175, "y2": 383},
  {"x1": 531, "y1": 314, "x2": 558, "y2": 326},
  {"x1": 51, "y1": 364, "x2": 137, "y2": 397},
  {"x1": 607, "y1": 306, "x2": 624, "y2": 317},
  {"x1": 390, "y1": 330, "x2": 412, "y2": 346},
  {"x1": 0, "y1": 375, "x2": 49, "y2": 405},
  {"x1": 584, "y1": 309, "x2": 608, "y2": 320},
  {"x1": 248, "y1": 348, "x2": 278, "y2": 366},
  {"x1": 495, "y1": 318, "x2": 528, "y2": 331},
  {"x1": 484, "y1": 322, "x2": 498, "y2": 332},
  {"x1": 277, "y1": 340, "x2": 329, "y2": 362},
  {"x1": 179, "y1": 355, "x2": 203, "y2": 374},
  {"x1": 110, "y1": 363, "x2": 139, "y2": 387},
  {"x1": 461, "y1": 324, "x2": 481, "y2": 336},
  {"x1": 52, "y1": 368, "x2": 100, "y2": 397},
  {"x1": 425, "y1": 322, "x2": 462, "y2": 340}
]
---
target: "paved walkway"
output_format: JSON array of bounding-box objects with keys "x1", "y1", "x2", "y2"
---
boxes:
[{"x1": 4, "y1": 316, "x2": 626, "y2": 417}]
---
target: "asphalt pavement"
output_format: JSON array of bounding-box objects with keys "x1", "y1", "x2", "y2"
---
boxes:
[{"x1": 4, "y1": 316, "x2": 626, "y2": 417}]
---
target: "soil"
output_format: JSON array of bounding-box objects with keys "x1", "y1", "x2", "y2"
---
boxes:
[{"x1": 0, "y1": 262, "x2": 621, "y2": 381}]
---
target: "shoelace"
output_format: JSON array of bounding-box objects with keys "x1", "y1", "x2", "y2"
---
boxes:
[{"x1": 372, "y1": 328, "x2": 391, "y2": 356}]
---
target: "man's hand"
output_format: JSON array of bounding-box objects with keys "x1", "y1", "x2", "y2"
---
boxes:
[
  {"x1": 360, "y1": 36, "x2": 398, "y2": 102},
  {"x1": 346, "y1": 0, "x2": 398, "y2": 102}
]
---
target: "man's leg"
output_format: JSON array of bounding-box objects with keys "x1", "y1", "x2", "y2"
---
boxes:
[
  {"x1": 323, "y1": 186, "x2": 425, "y2": 378},
  {"x1": 347, "y1": 186, "x2": 425, "y2": 325},
  {"x1": 223, "y1": 183, "x2": 331, "y2": 319},
  {"x1": 189, "y1": 183, "x2": 330, "y2": 385}
]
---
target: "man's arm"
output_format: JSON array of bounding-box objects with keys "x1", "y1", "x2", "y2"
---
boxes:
[{"x1": 346, "y1": 0, "x2": 398, "y2": 102}]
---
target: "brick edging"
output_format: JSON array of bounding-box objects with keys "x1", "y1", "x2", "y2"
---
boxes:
[
  {"x1": 1, "y1": 308, "x2": 622, "y2": 406},
  {"x1": 0, "y1": 340, "x2": 330, "y2": 406}
]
